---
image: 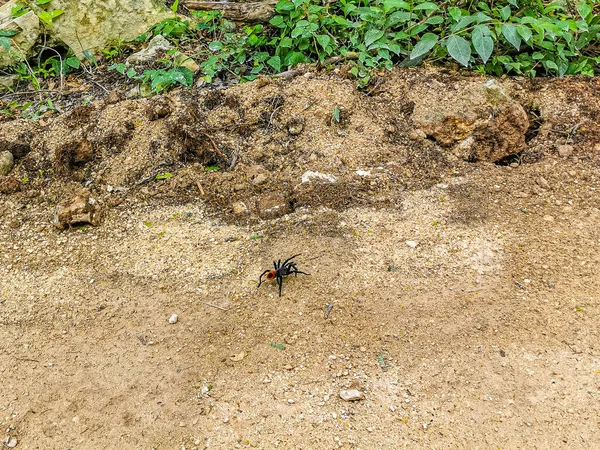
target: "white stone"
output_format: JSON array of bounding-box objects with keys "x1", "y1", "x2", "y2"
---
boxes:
[
  {"x1": 301, "y1": 171, "x2": 337, "y2": 184},
  {"x1": 339, "y1": 389, "x2": 364, "y2": 401}
]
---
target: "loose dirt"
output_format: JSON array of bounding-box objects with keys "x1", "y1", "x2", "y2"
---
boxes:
[{"x1": 1, "y1": 68, "x2": 600, "y2": 449}]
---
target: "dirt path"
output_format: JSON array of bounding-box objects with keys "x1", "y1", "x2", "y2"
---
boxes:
[
  {"x1": 2, "y1": 69, "x2": 600, "y2": 449},
  {"x1": 2, "y1": 157, "x2": 600, "y2": 449}
]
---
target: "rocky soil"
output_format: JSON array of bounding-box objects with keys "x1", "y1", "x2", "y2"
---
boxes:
[{"x1": 1, "y1": 67, "x2": 600, "y2": 449}]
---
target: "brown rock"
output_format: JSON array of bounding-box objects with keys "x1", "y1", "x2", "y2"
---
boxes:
[
  {"x1": 536, "y1": 176, "x2": 550, "y2": 190},
  {"x1": 287, "y1": 118, "x2": 304, "y2": 136},
  {"x1": 105, "y1": 89, "x2": 124, "y2": 104},
  {"x1": 252, "y1": 173, "x2": 268, "y2": 186},
  {"x1": 53, "y1": 190, "x2": 101, "y2": 229},
  {"x1": 232, "y1": 201, "x2": 248, "y2": 215},
  {"x1": 246, "y1": 165, "x2": 268, "y2": 184},
  {"x1": 411, "y1": 79, "x2": 528, "y2": 162},
  {"x1": 0, "y1": 176, "x2": 20, "y2": 194},
  {"x1": 557, "y1": 144, "x2": 573, "y2": 158},
  {"x1": 54, "y1": 139, "x2": 94, "y2": 173}
]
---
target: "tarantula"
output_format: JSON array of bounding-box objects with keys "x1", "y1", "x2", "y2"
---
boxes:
[{"x1": 257, "y1": 254, "x2": 310, "y2": 297}]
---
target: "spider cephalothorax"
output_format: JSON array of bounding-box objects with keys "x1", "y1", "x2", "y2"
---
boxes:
[{"x1": 257, "y1": 254, "x2": 310, "y2": 297}]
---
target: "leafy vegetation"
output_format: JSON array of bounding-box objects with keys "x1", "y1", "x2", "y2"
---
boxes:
[
  {"x1": 194, "y1": 0, "x2": 599, "y2": 85},
  {"x1": 1, "y1": 0, "x2": 598, "y2": 101},
  {"x1": 108, "y1": 62, "x2": 194, "y2": 93}
]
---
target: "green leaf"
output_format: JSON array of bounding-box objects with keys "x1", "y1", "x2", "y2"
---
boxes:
[
  {"x1": 143, "y1": 221, "x2": 153, "y2": 227},
  {"x1": 382, "y1": 0, "x2": 409, "y2": 13},
  {"x1": 516, "y1": 24, "x2": 532, "y2": 44},
  {"x1": 38, "y1": 9, "x2": 64, "y2": 25},
  {"x1": 172, "y1": 66, "x2": 194, "y2": 86},
  {"x1": 270, "y1": 342, "x2": 286, "y2": 350},
  {"x1": 0, "y1": 29, "x2": 20, "y2": 37},
  {"x1": 448, "y1": 7, "x2": 462, "y2": 21},
  {"x1": 208, "y1": 41, "x2": 223, "y2": 51},
  {"x1": 332, "y1": 105, "x2": 340, "y2": 123},
  {"x1": 446, "y1": 35, "x2": 471, "y2": 67},
  {"x1": 65, "y1": 57, "x2": 80, "y2": 69},
  {"x1": 577, "y1": 2, "x2": 592, "y2": 20},
  {"x1": 500, "y1": 5, "x2": 511, "y2": 21},
  {"x1": 425, "y1": 16, "x2": 444, "y2": 25},
  {"x1": 205, "y1": 166, "x2": 221, "y2": 171},
  {"x1": 267, "y1": 55, "x2": 281, "y2": 72},
  {"x1": 126, "y1": 67, "x2": 136, "y2": 78},
  {"x1": 508, "y1": 0, "x2": 518, "y2": 6},
  {"x1": 0, "y1": 37, "x2": 10, "y2": 52},
  {"x1": 364, "y1": 29, "x2": 384, "y2": 47},
  {"x1": 316, "y1": 34, "x2": 332, "y2": 50},
  {"x1": 156, "y1": 172, "x2": 173, "y2": 180},
  {"x1": 109, "y1": 63, "x2": 126, "y2": 74},
  {"x1": 275, "y1": 0, "x2": 294, "y2": 13},
  {"x1": 413, "y1": 2, "x2": 438, "y2": 11},
  {"x1": 36, "y1": 0, "x2": 53, "y2": 4},
  {"x1": 472, "y1": 26, "x2": 493, "y2": 63},
  {"x1": 283, "y1": 51, "x2": 306, "y2": 67},
  {"x1": 410, "y1": 32, "x2": 438, "y2": 60},
  {"x1": 170, "y1": 0, "x2": 179, "y2": 12},
  {"x1": 269, "y1": 15, "x2": 285, "y2": 27},
  {"x1": 83, "y1": 50, "x2": 97, "y2": 66},
  {"x1": 501, "y1": 23, "x2": 521, "y2": 50}
]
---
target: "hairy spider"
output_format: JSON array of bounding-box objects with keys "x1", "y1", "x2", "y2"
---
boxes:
[{"x1": 257, "y1": 254, "x2": 310, "y2": 297}]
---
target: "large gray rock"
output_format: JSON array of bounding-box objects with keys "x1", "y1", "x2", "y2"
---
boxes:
[
  {"x1": 0, "y1": 0, "x2": 174, "y2": 67},
  {"x1": 49, "y1": 0, "x2": 174, "y2": 58},
  {"x1": 0, "y1": 151, "x2": 14, "y2": 176},
  {"x1": 0, "y1": 6, "x2": 40, "y2": 67}
]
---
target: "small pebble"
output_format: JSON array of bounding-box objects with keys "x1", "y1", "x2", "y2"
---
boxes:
[
  {"x1": 543, "y1": 215, "x2": 554, "y2": 222},
  {"x1": 287, "y1": 399, "x2": 295, "y2": 404},
  {"x1": 169, "y1": 314, "x2": 178, "y2": 324},
  {"x1": 339, "y1": 389, "x2": 364, "y2": 402},
  {"x1": 436, "y1": 183, "x2": 448, "y2": 189},
  {"x1": 536, "y1": 176, "x2": 551, "y2": 190},
  {"x1": 405, "y1": 240, "x2": 418, "y2": 248},
  {"x1": 5, "y1": 438, "x2": 17, "y2": 448},
  {"x1": 557, "y1": 144, "x2": 573, "y2": 158}
]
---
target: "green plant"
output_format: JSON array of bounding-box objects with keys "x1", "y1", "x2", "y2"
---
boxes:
[
  {"x1": 192, "y1": 0, "x2": 600, "y2": 85},
  {"x1": 10, "y1": 4, "x2": 29, "y2": 18},
  {"x1": 156, "y1": 172, "x2": 173, "y2": 180},
  {"x1": 151, "y1": 18, "x2": 194, "y2": 41},
  {"x1": 109, "y1": 62, "x2": 194, "y2": 93},
  {"x1": 204, "y1": 165, "x2": 221, "y2": 171},
  {"x1": 101, "y1": 40, "x2": 127, "y2": 61}
]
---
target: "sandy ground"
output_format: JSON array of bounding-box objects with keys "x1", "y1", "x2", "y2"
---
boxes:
[{"x1": 2, "y1": 152, "x2": 600, "y2": 449}]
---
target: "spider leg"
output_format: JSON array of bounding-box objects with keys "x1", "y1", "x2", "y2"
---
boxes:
[
  {"x1": 287, "y1": 269, "x2": 310, "y2": 277},
  {"x1": 277, "y1": 274, "x2": 283, "y2": 297},
  {"x1": 257, "y1": 270, "x2": 271, "y2": 288},
  {"x1": 281, "y1": 253, "x2": 302, "y2": 267},
  {"x1": 274, "y1": 260, "x2": 279, "y2": 270}
]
